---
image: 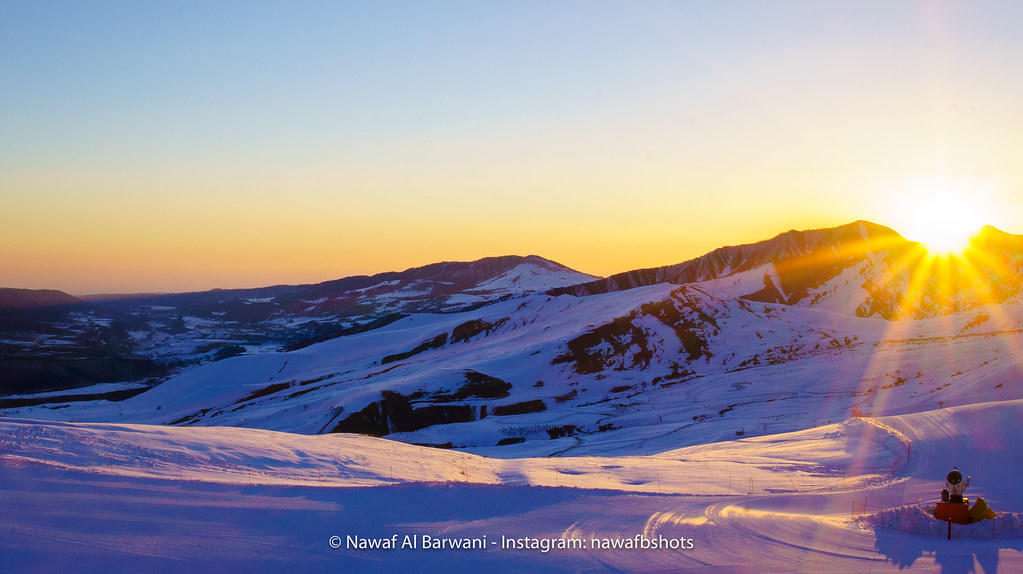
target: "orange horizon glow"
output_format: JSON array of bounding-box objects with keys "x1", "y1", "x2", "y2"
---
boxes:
[
  {"x1": 1, "y1": 214, "x2": 1016, "y2": 297},
  {"x1": 3, "y1": 4, "x2": 1023, "y2": 295}
]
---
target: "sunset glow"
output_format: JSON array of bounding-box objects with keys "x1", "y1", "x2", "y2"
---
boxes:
[
  {"x1": 5, "y1": 4, "x2": 1023, "y2": 572},
  {"x1": 1, "y1": 3, "x2": 1022, "y2": 294}
]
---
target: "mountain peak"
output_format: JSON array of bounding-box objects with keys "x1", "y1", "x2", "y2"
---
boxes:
[{"x1": 971, "y1": 224, "x2": 1023, "y2": 251}]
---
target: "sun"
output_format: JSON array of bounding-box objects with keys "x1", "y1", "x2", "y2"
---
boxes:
[
  {"x1": 894, "y1": 186, "x2": 986, "y2": 255},
  {"x1": 907, "y1": 200, "x2": 982, "y2": 254}
]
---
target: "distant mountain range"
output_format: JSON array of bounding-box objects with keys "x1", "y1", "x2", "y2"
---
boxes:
[
  {"x1": 9, "y1": 221, "x2": 1023, "y2": 321},
  {"x1": 0, "y1": 255, "x2": 595, "y2": 394},
  {"x1": 87, "y1": 254, "x2": 597, "y2": 316}
]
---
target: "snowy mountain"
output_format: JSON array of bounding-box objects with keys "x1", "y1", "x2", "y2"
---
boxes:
[
  {"x1": 0, "y1": 255, "x2": 596, "y2": 395},
  {"x1": 551, "y1": 221, "x2": 1023, "y2": 320},
  {"x1": 104, "y1": 254, "x2": 597, "y2": 317}
]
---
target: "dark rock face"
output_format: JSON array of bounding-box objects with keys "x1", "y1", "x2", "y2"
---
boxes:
[
  {"x1": 552, "y1": 314, "x2": 651, "y2": 375},
  {"x1": 330, "y1": 390, "x2": 476, "y2": 436},
  {"x1": 381, "y1": 333, "x2": 449, "y2": 364},
  {"x1": 552, "y1": 286, "x2": 717, "y2": 374},
  {"x1": 434, "y1": 371, "x2": 512, "y2": 402},
  {"x1": 327, "y1": 369, "x2": 518, "y2": 436},
  {"x1": 380, "y1": 319, "x2": 513, "y2": 366},
  {"x1": 450, "y1": 318, "x2": 509, "y2": 344},
  {"x1": 639, "y1": 295, "x2": 715, "y2": 362},
  {"x1": 496, "y1": 437, "x2": 525, "y2": 446},
  {"x1": 330, "y1": 390, "x2": 412, "y2": 436},
  {"x1": 493, "y1": 400, "x2": 547, "y2": 416},
  {"x1": 405, "y1": 404, "x2": 475, "y2": 429}
]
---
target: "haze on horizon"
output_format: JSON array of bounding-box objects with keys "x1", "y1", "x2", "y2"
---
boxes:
[{"x1": 3, "y1": 1, "x2": 1023, "y2": 295}]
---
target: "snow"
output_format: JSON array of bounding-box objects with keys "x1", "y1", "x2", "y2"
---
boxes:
[
  {"x1": 364, "y1": 281, "x2": 434, "y2": 301},
  {"x1": 862, "y1": 505, "x2": 1023, "y2": 539},
  {"x1": 443, "y1": 292, "x2": 489, "y2": 306},
  {"x1": 0, "y1": 413, "x2": 905, "y2": 493},
  {"x1": 472, "y1": 262, "x2": 596, "y2": 293},
  {"x1": 5, "y1": 249, "x2": 1023, "y2": 571},
  {"x1": 182, "y1": 315, "x2": 217, "y2": 328},
  {"x1": 3, "y1": 400, "x2": 1023, "y2": 572},
  {"x1": 7, "y1": 284, "x2": 1023, "y2": 457},
  {"x1": 690, "y1": 263, "x2": 776, "y2": 300},
  {"x1": 352, "y1": 280, "x2": 402, "y2": 293},
  {"x1": 244, "y1": 297, "x2": 276, "y2": 304}
]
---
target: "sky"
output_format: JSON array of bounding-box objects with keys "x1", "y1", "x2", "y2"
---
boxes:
[{"x1": 3, "y1": 1, "x2": 1023, "y2": 295}]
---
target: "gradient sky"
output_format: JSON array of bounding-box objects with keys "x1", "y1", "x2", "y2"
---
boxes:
[{"x1": 3, "y1": 1, "x2": 1023, "y2": 294}]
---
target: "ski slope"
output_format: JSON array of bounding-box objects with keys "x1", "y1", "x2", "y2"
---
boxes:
[{"x1": 2, "y1": 400, "x2": 1022, "y2": 573}]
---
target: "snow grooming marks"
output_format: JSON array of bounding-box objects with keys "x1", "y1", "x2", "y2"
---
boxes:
[{"x1": 851, "y1": 417, "x2": 913, "y2": 475}]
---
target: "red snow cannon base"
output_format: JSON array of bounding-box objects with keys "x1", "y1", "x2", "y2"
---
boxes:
[{"x1": 936, "y1": 500, "x2": 970, "y2": 525}]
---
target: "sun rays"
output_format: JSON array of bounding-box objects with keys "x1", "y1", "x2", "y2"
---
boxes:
[
  {"x1": 835, "y1": 225, "x2": 1023, "y2": 479},
  {"x1": 846, "y1": 225, "x2": 1023, "y2": 425},
  {"x1": 883, "y1": 176, "x2": 997, "y2": 257}
]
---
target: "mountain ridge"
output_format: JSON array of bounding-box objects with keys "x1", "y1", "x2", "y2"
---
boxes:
[
  {"x1": 71, "y1": 254, "x2": 593, "y2": 301},
  {"x1": 550, "y1": 220, "x2": 1023, "y2": 320},
  {"x1": 12, "y1": 221, "x2": 1022, "y2": 314},
  {"x1": 548, "y1": 220, "x2": 910, "y2": 297},
  {"x1": 0, "y1": 288, "x2": 84, "y2": 310}
]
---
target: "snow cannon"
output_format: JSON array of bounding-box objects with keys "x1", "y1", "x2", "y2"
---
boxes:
[
  {"x1": 936, "y1": 500, "x2": 969, "y2": 524},
  {"x1": 935, "y1": 467, "x2": 970, "y2": 525}
]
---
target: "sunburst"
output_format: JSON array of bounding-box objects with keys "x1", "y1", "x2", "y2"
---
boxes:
[{"x1": 902, "y1": 193, "x2": 983, "y2": 255}]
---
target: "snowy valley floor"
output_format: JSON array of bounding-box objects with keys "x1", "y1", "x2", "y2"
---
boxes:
[{"x1": 3, "y1": 400, "x2": 1023, "y2": 573}]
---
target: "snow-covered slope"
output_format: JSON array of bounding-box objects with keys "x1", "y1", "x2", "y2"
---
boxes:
[
  {"x1": 471, "y1": 260, "x2": 600, "y2": 294},
  {"x1": 3, "y1": 400, "x2": 1022, "y2": 572},
  {"x1": 7, "y1": 277, "x2": 1023, "y2": 459}
]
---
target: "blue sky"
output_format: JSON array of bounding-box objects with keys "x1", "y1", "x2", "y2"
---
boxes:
[{"x1": 3, "y1": 1, "x2": 1023, "y2": 292}]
